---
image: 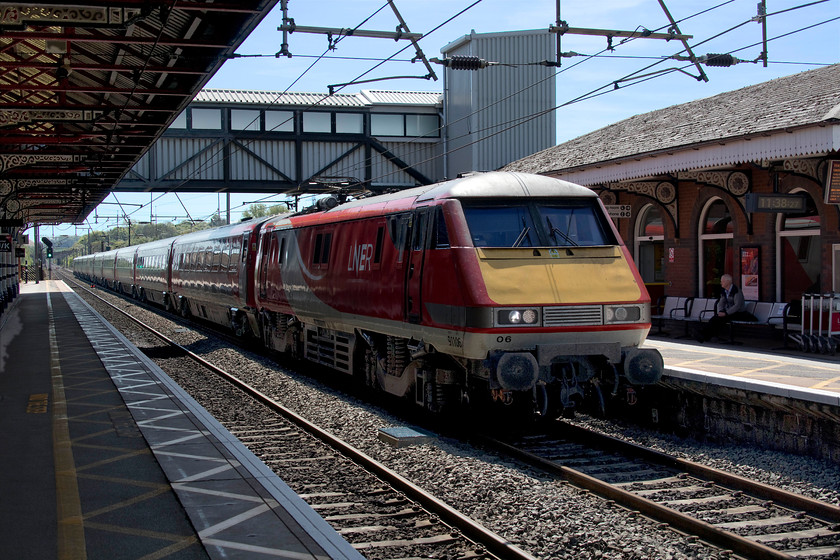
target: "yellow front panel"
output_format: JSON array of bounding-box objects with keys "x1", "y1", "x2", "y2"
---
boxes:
[{"x1": 476, "y1": 247, "x2": 642, "y2": 305}]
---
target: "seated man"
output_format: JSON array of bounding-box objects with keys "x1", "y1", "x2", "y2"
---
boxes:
[{"x1": 698, "y1": 274, "x2": 755, "y2": 342}]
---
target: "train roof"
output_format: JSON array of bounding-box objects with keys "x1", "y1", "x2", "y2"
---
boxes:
[
  {"x1": 417, "y1": 172, "x2": 597, "y2": 201},
  {"x1": 265, "y1": 172, "x2": 596, "y2": 230},
  {"x1": 353, "y1": 171, "x2": 596, "y2": 207},
  {"x1": 170, "y1": 217, "x2": 270, "y2": 247}
]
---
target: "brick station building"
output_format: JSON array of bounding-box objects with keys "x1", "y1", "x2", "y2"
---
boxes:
[{"x1": 506, "y1": 64, "x2": 840, "y2": 308}]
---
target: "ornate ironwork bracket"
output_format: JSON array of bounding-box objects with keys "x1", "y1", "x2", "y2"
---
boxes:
[
  {"x1": 678, "y1": 170, "x2": 752, "y2": 234},
  {"x1": 599, "y1": 180, "x2": 679, "y2": 238}
]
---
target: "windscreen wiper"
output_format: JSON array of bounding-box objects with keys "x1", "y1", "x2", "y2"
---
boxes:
[
  {"x1": 546, "y1": 216, "x2": 578, "y2": 246},
  {"x1": 513, "y1": 226, "x2": 531, "y2": 248}
]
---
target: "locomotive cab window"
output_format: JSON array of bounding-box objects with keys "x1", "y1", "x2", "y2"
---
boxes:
[
  {"x1": 412, "y1": 210, "x2": 429, "y2": 251},
  {"x1": 433, "y1": 207, "x2": 450, "y2": 249},
  {"x1": 461, "y1": 198, "x2": 615, "y2": 248},
  {"x1": 388, "y1": 214, "x2": 411, "y2": 263},
  {"x1": 278, "y1": 235, "x2": 287, "y2": 265}
]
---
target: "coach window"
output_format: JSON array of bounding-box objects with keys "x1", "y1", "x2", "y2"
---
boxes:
[
  {"x1": 220, "y1": 240, "x2": 231, "y2": 270},
  {"x1": 191, "y1": 108, "x2": 221, "y2": 130},
  {"x1": 698, "y1": 198, "x2": 734, "y2": 297},
  {"x1": 636, "y1": 204, "x2": 665, "y2": 283},
  {"x1": 777, "y1": 190, "x2": 821, "y2": 301}
]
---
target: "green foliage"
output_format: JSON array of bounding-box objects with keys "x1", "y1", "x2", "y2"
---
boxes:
[
  {"x1": 242, "y1": 203, "x2": 289, "y2": 219},
  {"x1": 66, "y1": 220, "x2": 212, "y2": 262},
  {"x1": 209, "y1": 212, "x2": 226, "y2": 227},
  {"x1": 242, "y1": 204, "x2": 268, "y2": 219}
]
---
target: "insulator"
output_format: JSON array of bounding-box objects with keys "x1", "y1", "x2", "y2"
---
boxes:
[
  {"x1": 316, "y1": 195, "x2": 339, "y2": 211},
  {"x1": 703, "y1": 53, "x2": 738, "y2": 67},
  {"x1": 448, "y1": 55, "x2": 487, "y2": 71}
]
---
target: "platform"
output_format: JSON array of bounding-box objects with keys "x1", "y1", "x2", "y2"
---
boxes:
[
  {"x1": 0, "y1": 280, "x2": 362, "y2": 560},
  {"x1": 646, "y1": 334, "x2": 840, "y2": 407}
]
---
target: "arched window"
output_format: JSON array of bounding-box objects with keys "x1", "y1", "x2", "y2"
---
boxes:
[
  {"x1": 635, "y1": 204, "x2": 665, "y2": 283},
  {"x1": 698, "y1": 198, "x2": 734, "y2": 297},
  {"x1": 776, "y1": 190, "x2": 821, "y2": 301}
]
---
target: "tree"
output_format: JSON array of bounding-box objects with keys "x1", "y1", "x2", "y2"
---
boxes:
[
  {"x1": 242, "y1": 204, "x2": 268, "y2": 219},
  {"x1": 209, "y1": 212, "x2": 226, "y2": 227},
  {"x1": 242, "y1": 203, "x2": 289, "y2": 220}
]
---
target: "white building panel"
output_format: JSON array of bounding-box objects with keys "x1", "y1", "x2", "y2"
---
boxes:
[
  {"x1": 230, "y1": 140, "x2": 295, "y2": 181},
  {"x1": 442, "y1": 29, "x2": 555, "y2": 178},
  {"x1": 154, "y1": 138, "x2": 223, "y2": 181}
]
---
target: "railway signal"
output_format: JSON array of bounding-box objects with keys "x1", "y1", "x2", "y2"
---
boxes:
[{"x1": 42, "y1": 237, "x2": 53, "y2": 259}]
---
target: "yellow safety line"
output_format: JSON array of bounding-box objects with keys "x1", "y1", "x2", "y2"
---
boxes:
[
  {"x1": 49, "y1": 292, "x2": 87, "y2": 559},
  {"x1": 813, "y1": 376, "x2": 840, "y2": 390},
  {"x1": 729, "y1": 363, "x2": 787, "y2": 377}
]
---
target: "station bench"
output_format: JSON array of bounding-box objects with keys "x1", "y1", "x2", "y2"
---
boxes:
[
  {"x1": 723, "y1": 301, "x2": 788, "y2": 344},
  {"x1": 652, "y1": 295, "x2": 789, "y2": 344}
]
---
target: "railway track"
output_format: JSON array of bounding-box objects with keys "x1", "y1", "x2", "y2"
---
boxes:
[
  {"x1": 486, "y1": 424, "x2": 840, "y2": 559},
  {"x1": 65, "y1": 276, "x2": 536, "y2": 560},
  {"x1": 63, "y1": 271, "x2": 840, "y2": 559}
]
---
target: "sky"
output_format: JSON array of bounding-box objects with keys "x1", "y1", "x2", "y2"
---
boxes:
[{"x1": 53, "y1": 0, "x2": 840, "y2": 238}]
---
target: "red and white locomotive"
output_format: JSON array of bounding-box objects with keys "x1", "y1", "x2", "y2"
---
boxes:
[{"x1": 74, "y1": 172, "x2": 663, "y2": 416}]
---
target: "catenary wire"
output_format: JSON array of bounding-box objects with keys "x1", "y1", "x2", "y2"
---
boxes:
[{"x1": 106, "y1": 1, "x2": 835, "y2": 225}]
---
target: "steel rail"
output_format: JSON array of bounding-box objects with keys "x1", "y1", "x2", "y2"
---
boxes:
[
  {"x1": 556, "y1": 422, "x2": 840, "y2": 523},
  {"x1": 71, "y1": 280, "x2": 537, "y2": 560},
  {"x1": 484, "y1": 436, "x2": 793, "y2": 560}
]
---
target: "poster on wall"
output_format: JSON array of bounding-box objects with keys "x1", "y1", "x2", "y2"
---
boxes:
[{"x1": 740, "y1": 247, "x2": 759, "y2": 300}]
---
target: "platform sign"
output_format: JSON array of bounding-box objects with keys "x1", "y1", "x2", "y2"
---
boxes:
[
  {"x1": 0, "y1": 236, "x2": 10, "y2": 253},
  {"x1": 825, "y1": 160, "x2": 840, "y2": 205},
  {"x1": 605, "y1": 204, "x2": 631, "y2": 219}
]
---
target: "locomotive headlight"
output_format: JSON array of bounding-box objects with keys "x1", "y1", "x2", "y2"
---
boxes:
[
  {"x1": 495, "y1": 308, "x2": 541, "y2": 326},
  {"x1": 604, "y1": 304, "x2": 643, "y2": 324},
  {"x1": 522, "y1": 309, "x2": 538, "y2": 324}
]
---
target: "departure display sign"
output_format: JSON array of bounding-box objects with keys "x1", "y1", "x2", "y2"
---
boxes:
[
  {"x1": 826, "y1": 160, "x2": 840, "y2": 205},
  {"x1": 745, "y1": 193, "x2": 807, "y2": 213}
]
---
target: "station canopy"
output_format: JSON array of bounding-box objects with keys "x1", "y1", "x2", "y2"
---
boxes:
[{"x1": 0, "y1": 0, "x2": 278, "y2": 227}]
